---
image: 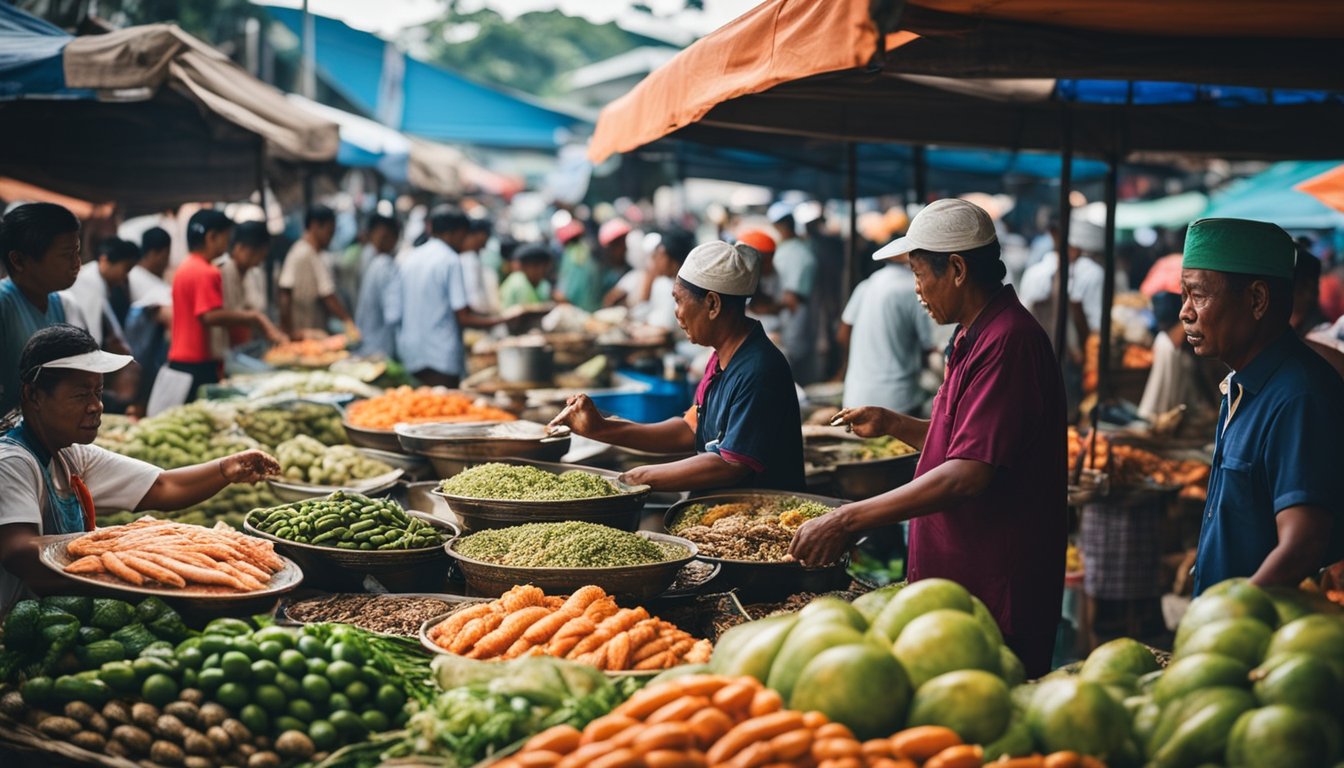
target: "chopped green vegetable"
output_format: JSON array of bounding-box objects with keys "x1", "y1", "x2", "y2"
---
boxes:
[
  {"x1": 456, "y1": 521, "x2": 679, "y2": 568},
  {"x1": 439, "y1": 463, "x2": 620, "y2": 501}
]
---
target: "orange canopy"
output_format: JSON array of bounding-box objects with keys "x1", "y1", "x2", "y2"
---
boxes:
[
  {"x1": 588, "y1": 0, "x2": 1344, "y2": 163},
  {"x1": 1296, "y1": 164, "x2": 1344, "y2": 214}
]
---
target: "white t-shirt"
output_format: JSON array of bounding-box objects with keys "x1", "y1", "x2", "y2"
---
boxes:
[
  {"x1": 63, "y1": 263, "x2": 122, "y2": 347},
  {"x1": 613, "y1": 269, "x2": 647, "y2": 307},
  {"x1": 129, "y1": 266, "x2": 171, "y2": 309},
  {"x1": 632, "y1": 275, "x2": 678, "y2": 331},
  {"x1": 0, "y1": 441, "x2": 161, "y2": 614},
  {"x1": 278, "y1": 239, "x2": 337, "y2": 332},
  {"x1": 1019, "y1": 254, "x2": 1105, "y2": 331},
  {"x1": 841, "y1": 264, "x2": 934, "y2": 412}
]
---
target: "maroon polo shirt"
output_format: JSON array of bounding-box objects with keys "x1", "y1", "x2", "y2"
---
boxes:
[{"x1": 907, "y1": 286, "x2": 1067, "y2": 675}]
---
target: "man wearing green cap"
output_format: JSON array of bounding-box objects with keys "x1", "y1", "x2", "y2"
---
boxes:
[{"x1": 1181, "y1": 218, "x2": 1344, "y2": 595}]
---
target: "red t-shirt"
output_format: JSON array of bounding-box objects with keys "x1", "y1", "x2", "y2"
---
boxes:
[
  {"x1": 168, "y1": 252, "x2": 224, "y2": 364},
  {"x1": 908, "y1": 286, "x2": 1067, "y2": 674}
]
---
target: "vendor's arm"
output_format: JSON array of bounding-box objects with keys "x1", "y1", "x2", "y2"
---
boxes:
[
  {"x1": 136, "y1": 450, "x2": 280, "y2": 512},
  {"x1": 831, "y1": 406, "x2": 931, "y2": 450},
  {"x1": 548, "y1": 394, "x2": 696, "y2": 454},
  {"x1": 620, "y1": 452, "x2": 750, "y2": 492},
  {"x1": 1249, "y1": 505, "x2": 1333, "y2": 588},
  {"x1": 790, "y1": 458, "x2": 994, "y2": 567},
  {"x1": 201, "y1": 307, "x2": 287, "y2": 344},
  {"x1": 0, "y1": 524, "x2": 88, "y2": 596},
  {"x1": 322, "y1": 292, "x2": 354, "y2": 324},
  {"x1": 277, "y1": 288, "x2": 295, "y2": 336}
]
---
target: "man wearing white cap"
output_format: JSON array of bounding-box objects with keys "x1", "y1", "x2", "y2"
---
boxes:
[
  {"x1": 549, "y1": 241, "x2": 805, "y2": 492},
  {"x1": 0, "y1": 325, "x2": 280, "y2": 613},
  {"x1": 769, "y1": 202, "x2": 819, "y2": 384},
  {"x1": 1018, "y1": 213, "x2": 1106, "y2": 417},
  {"x1": 791, "y1": 199, "x2": 1068, "y2": 677}
]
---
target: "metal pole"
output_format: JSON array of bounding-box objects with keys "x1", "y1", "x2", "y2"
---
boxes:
[
  {"x1": 300, "y1": 0, "x2": 317, "y2": 99},
  {"x1": 1053, "y1": 110, "x2": 1074, "y2": 363},
  {"x1": 913, "y1": 145, "x2": 928, "y2": 205},
  {"x1": 1097, "y1": 153, "x2": 1119, "y2": 408},
  {"x1": 845, "y1": 142, "x2": 858, "y2": 292}
]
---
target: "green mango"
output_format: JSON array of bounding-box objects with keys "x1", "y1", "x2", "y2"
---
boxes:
[{"x1": 709, "y1": 614, "x2": 798, "y2": 681}]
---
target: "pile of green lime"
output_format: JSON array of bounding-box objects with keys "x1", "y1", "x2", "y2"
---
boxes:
[{"x1": 182, "y1": 626, "x2": 407, "y2": 750}]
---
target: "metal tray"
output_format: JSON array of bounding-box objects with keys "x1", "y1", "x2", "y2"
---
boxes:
[
  {"x1": 663, "y1": 490, "x2": 853, "y2": 600},
  {"x1": 38, "y1": 534, "x2": 303, "y2": 604},
  {"x1": 242, "y1": 508, "x2": 457, "y2": 574},
  {"x1": 397, "y1": 420, "x2": 570, "y2": 463},
  {"x1": 444, "y1": 531, "x2": 697, "y2": 603},
  {"x1": 432, "y1": 460, "x2": 651, "y2": 532}
]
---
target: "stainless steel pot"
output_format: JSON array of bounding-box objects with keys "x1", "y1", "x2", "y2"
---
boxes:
[{"x1": 497, "y1": 343, "x2": 554, "y2": 384}]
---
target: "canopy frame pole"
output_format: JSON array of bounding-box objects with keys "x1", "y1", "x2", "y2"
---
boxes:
[
  {"x1": 1053, "y1": 109, "x2": 1074, "y2": 363},
  {"x1": 845, "y1": 141, "x2": 858, "y2": 292},
  {"x1": 1092, "y1": 151, "x2": 1120, "y2": 439},
  {"x1": 913, "y1": 145, "x2": 928, "y2": 205}
]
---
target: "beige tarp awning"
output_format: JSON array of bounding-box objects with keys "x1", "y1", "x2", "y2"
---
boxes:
[{"x1": 63, "y1": 24, "x2": 338, "y2": 163}]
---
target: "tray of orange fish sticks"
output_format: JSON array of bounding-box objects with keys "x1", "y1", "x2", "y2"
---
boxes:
[
  {"x1": 420, "y1": 584, "x2": 727, "y2": 677},
  {"x1": 38, "y1": 517, "x2": 303, "y2": 605}
]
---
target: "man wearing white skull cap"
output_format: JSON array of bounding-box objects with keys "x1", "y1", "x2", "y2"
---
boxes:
[{"x1": 550, "y1": 241, "x2": 805, "y2": 492}]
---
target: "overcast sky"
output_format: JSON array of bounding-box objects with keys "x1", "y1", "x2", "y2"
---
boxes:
[{"x1": 254, "y1": 0, "x2": 760, "y2": 38}]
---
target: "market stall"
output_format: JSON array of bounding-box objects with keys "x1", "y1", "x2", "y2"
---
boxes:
[{"x1": 0, "y1": 344, "x2": 1341, "y2": 767}]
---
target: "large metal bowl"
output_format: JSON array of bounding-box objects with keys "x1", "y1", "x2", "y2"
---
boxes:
[
  {"x1": 357, "y1": 447, "x2": 432, "y2": 480},
  {"x1": 341, "y1": 419, "x2": 407, "y2": 453},
  {"x1": 401, "y1": 481, "x2": 456, "y2": 523},
  {"x1": 267, "y1": 464, "x2": 405, "y2": 503},
  {"x1": 830, "y1": 451, "x2": 921, "y2": 501},
  {"x1": 432, "y1": 460, "x2": 651, "y2": 532},
  {"x1": 243, "y1": 508, "x2": 458, "y2": 575},
  {"x1": 397, "y1": 420, "x2": 572, "y2": 477},
  {"x1": 444, "y1": 531, "x2": 697, "y2": 603},
  {"x1": 663, "y1": 490, "x2": 852, "y2": 600}
]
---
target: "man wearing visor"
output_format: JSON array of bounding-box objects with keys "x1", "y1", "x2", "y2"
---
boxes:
[
  {"x1": 0, "y1": 325, "x2": 279, "y2": 613},
  {"x1": 549, "y1": 241, "x2": 805, "y2": 492}
]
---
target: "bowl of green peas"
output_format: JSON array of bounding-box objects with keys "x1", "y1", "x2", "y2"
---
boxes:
[{"x1": 243, "y1": 490, "x2": 459, "y2": 577}]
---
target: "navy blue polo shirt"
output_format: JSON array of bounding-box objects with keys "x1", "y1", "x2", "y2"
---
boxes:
[
  {"x1": 1193, "y1": 330, "x2": 1344, "y2": 594},
  {"x1": 691, "y1": 321, "x2": 806, "y2": 491}
]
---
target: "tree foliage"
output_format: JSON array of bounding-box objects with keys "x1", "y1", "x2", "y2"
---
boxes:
[{"x1": 419, "y1": 6, "x2": 665, "y2": 97}]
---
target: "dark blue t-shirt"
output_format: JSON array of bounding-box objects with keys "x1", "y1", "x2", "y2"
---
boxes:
[
  {"x1": 1193, "y1": 331, "x2": 1344, "y2": 594},
  {"x1": 692, "y1": 322, "x2": 806, "y2": 491}
]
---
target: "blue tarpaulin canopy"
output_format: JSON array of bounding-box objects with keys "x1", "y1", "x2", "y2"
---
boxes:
[
  {"x1": 0, "y1": 3, "x2": 90, "y2": 99},
  {"x1": 1204, "y1": 161, "x2": 1344, "y2": 230},
  {"x1": 263, "y1": 5, "x2": 589, "y2": 151},
  {"x1": 0, "y1": 3, "x2": 339, "y2": 213}
]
